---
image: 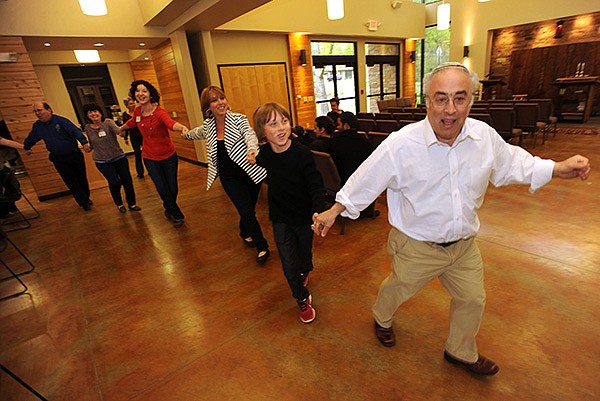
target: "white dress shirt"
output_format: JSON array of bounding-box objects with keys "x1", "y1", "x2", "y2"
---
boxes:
[{"x1": 336, "y1": 117, "x2": 555, "y2": 243}]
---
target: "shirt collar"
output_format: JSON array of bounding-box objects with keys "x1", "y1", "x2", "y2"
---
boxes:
[{"x1": 422, "y1": 117, "x2": 481, "y2": 147}]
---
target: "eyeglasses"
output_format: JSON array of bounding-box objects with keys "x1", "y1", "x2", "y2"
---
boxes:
[{"x1": 427, "y1": 94, "x2": 471, "y2": 109}]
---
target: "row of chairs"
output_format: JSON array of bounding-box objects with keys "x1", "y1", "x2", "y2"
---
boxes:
[
  {"x1": 357, "y1": 118, "x2": 416, "y2": 134},
  {"x1": 471, "y1": 101, "x2": 557, "y2": 147},
  {"x1": 358, "y1": 100, "x2": 557, "y2": 148},
  {"x1": 358, "y1": 110, "x2": 427, "y2": 123}
]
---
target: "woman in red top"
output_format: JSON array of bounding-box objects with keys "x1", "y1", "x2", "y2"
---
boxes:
[{"x1": 120, "y1": 80, "x2": 189, "y2": 228}]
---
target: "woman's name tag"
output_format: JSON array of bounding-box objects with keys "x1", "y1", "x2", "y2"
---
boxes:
[
  {"x1": 98, "y1": 130, "x2": 107, "y2": 137},
  {"x1": 136, "y1": 116, "x2": 141, "y2": 122}
]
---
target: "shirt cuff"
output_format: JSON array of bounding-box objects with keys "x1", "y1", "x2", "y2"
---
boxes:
[
  {"x1": 530, "y1": 158, "x2": 555, "y2": 193},
  {"x1": 335, "y1": 192, "x2": 361, "y2": 220}
]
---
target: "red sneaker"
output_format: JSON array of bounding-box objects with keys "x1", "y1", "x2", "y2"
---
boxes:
[{"x1": 297, "y1": 295, "x2": 315, "y2": 323}]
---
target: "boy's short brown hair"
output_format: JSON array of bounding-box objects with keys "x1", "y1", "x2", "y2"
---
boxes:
[{"x1": 252, "y1": 102, "x2": 291, "y2": 139}]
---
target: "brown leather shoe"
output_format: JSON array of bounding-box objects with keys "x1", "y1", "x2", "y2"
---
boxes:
[
  {"x1": 444, "y1": 351, "x2": 499, "y2": 375},
  {"x1": 374, "y1": 320, "x2": 395, "y2": 347}
]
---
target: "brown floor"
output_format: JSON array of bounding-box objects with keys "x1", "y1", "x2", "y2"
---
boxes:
[{"x1": 1, "y1": 127, "x2": 599, "y2": 401}]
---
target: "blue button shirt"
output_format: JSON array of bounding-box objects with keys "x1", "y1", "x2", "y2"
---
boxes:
[{"x1": 24, "y1": 114, "x2": 88, "y2": 156}]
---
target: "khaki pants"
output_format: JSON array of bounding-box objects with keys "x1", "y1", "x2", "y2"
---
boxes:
[{"x1": 372, "y1": 228, "x2": 486, "y2": 363}]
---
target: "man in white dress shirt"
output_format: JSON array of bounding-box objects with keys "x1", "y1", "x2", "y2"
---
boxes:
[{"x1": 311, "y1": 62, "x2": 590, "y2": 375}]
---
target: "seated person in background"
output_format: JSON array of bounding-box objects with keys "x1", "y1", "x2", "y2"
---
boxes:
[
  {"x1": 309, "y1": 116, "x2": 335, "y2": 153},
  {"x1": 329, "y1": 111, "x2": 380, "y2": 218},
  {"x1": 326, "y1": 97, "x2": 343, "y2": 123},
  {"x1": 291, "y1": 125, "x2": 315, "y2": 146}
]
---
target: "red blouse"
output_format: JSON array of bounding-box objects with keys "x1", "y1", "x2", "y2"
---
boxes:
[{"x1": 124, "y1": 106, "x2": 177, "y2": 161}]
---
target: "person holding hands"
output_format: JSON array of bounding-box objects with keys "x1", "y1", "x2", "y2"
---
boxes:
[
  {"x1": 184, "y1": 86, "x2": 270, "y2": 265},
  {"x1": 312, "y1": 62, "x2": 590, "y2": 375},
  {"x1": 120, "y1": 80, "x2": 188, "y2": 228}
]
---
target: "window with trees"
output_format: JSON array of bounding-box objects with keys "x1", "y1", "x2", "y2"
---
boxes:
[
  {"x1": 365, "y1": 43, "x2": 399, "y2": 113},
  {"x1": 311, "y1": 41, "x2": 358, "y2": 116}
]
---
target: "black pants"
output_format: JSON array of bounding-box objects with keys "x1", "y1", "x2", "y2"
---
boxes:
[
  {"x1": 273, "y1": 222, "x2": 313, "y2": 300},
  {"x1": 144, "y1": 153, "x2": 184, "y2": 220},
  {"x1": 49, "y1": 149, "x2": 90, "y2": 207},
  {"x1": 220, "y1": 174, "x2": 268, "y2": 253},
  {"x1": 129, "y1": 131, "x2": 145, "y2": 177},
  {"x1": 95, "y1": 157, "x2": 136, "y2": 206}
]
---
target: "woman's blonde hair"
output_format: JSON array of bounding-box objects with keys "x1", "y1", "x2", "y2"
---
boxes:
[
  {"x1": 252, "y1": 102, "x2": 291, "y2": 139},
  {"x1": 200, "y1": 86, "x2": 228, "y2": 118}
]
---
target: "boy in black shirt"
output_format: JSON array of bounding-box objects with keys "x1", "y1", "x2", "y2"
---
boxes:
[{"x1": 251, "y1": 103, "x2": 326, "y2": 323}]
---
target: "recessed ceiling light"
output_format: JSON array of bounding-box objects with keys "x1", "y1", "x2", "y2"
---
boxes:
[
  {"x1": 144, "y1": 57, "x2": 149, "y2": 60},
  {"x1": 139, "y1": 42, "x2": 146, "y2": 47},
  {"x1": 44, "y1": 42, "x2": 51, "y2": 47},
  {"x1": 94, "y1": 42, "x2": 104, "y2": 47}
]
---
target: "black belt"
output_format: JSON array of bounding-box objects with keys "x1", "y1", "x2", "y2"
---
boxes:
[{"x1": 436, "y1": 239, "x2": 461, "y2": 248}]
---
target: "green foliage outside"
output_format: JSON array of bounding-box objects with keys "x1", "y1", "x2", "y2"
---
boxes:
[{"x1": 416, "y1": 26, "x2": 451, "y2": 103}]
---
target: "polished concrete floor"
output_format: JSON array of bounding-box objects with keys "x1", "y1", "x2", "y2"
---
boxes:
[{"x1": 0, "y1": 127, "x2": 598, "y2": 401}]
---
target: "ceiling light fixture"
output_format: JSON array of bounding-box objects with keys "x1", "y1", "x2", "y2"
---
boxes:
[
  {"x1": 327, "y1": 0, "x2": 344, "y2": 21},
  {"x1": 74, "y1": 50, "x2": 100, "y2": 63},
  {"x1": 139, "y1": 42, "x2": 146, "y2": 47},
  {"x1": 93, "y1": 42, "x2": 104, "y2": 47},
  {"x1": 437, "y1": 3, "x2": 450, "y2": 31},
  {"x1": 44, "y1": 42, "x2": 51, "y2": 47},
  {"x1": 79, "y1": 0, "x2": 107, "y2": 16}
]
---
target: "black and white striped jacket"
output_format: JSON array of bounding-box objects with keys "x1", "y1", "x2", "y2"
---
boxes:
[{"x1": 185, "y1": 111, "x2": 267, "y2": 190}]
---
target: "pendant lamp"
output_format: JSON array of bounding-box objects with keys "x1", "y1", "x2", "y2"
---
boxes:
[
  {"x1": 327, "y1": 0, "x2": 344, "y2": 20},
  {"x1": 79, "y1": 0, "x2": 108, "y2": 16},
  {"x1": 437, "y1": 3, "x2": 450, "y2": 30}
]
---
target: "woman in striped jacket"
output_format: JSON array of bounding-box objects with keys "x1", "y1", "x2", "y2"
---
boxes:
[{"x1": 184, "y1": 86, "x2": 270, "y2": 265}]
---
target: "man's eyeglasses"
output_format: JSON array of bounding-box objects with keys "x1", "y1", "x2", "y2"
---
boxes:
[{"x1": 428, "y1": 94, "x2": 471, "y2": 109}]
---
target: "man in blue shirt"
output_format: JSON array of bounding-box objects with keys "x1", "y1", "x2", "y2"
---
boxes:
[{"x1": 24, "y1": 102, "x2": 92, "y2": 210}]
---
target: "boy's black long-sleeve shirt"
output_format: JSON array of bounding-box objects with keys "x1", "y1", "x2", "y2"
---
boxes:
[{"x1": 256, "y1": 139, "x2": 326, "y2": 226}]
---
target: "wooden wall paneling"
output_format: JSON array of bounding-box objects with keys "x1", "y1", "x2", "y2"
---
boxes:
[
  {"x1": 150, "y1": 40, "x2": 196, "y2": 161},
  {"x1": 130, "y1": 60, "x2": 161, "y2": 93},
  {"x1": 219, "y1": 64, "x2": 291, "y2": 129},
  {"x1": 510, "y1": 42, "x2": 599, "y2": 101},
  {"x1": 0, "y1": 36, "x2": 67, "y2": 200},
  {"x1": 287, "y1": 34, "x2": 316, "y2": 129},
  {"x1": 540, "y1": 46, "x2": 557, "y2": 99}
]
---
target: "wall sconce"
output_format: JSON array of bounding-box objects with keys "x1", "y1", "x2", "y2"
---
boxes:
[
  {"x1": 555, "y1": 19, "x2": 565, "y2": 38},
  {"x1": 79, "y1": 0, "x2": 107, "y2": 16},
  {"x1": 463, "y1": 46, "x2": 470, "y2": 58},
  {"x1": 299, "y1": 49, "x2": 307, "y2": 66},
  {"x1": 437, "y1": 3, "x2": 450, "y2": 30},
  {"x1": 327, "y1": 0, "x2": 344, "y2": 20},
  {"x1": 409, "y1": 51, "x2": 416, "y2": 63}
]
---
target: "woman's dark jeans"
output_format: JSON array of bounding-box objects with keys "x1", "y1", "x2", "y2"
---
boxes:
[
  {"x1": 220, "y1": 175, "x2": 268, "y2": 252},
  {"x1": 95, "y1": 156, "x2": 136, "y2": 206},
  {"x1": 144, "y1": 153, "x2": 184, "y2": 220}
]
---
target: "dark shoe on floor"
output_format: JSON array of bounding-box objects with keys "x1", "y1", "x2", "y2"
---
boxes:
[
  {"x1": 164, "y1": 210, "x2": 173, "y2": 220},
  {"x1": 374, "y1": 320, "x2": 396, "y2": 347},
  {"x1": 256, "y1": 249, "x2": 270, "y2": 265},
  {"x1": 128, "y1": 205, "x2": 142, "y2": 211},
  {"x1": 83, "y1": 203, "x2": 92, "y2": 211},
  {"x1": 243, "y1": 237, "x2": 256, "y2": 248},
  {"x1": 117, "y1": 205, "x2": 126, "y2": 213},
  {"x1": 297, "y1": 295, "x2": 316, "y2": 324},
  {"x1": 443, "y1": 351, "x2": 500, "y2": 375},
  {"x1": 173, "y1": 219, "x2": 184, "y2": 228}
]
